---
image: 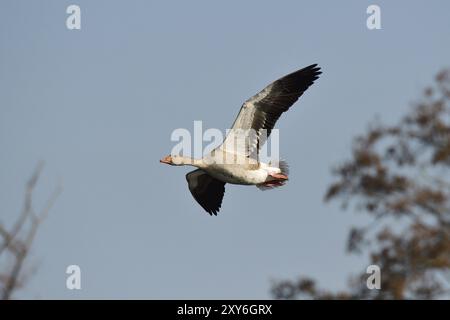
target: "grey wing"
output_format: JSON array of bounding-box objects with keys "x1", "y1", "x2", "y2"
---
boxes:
[
  {"x1": 220, "y1": 64, "x2": 321, "y2": 158},
  {"x1": 186, "y1": 169, "x2": 226, "y2": 216}
]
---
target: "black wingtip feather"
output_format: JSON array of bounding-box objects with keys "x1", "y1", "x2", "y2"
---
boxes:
[{"x1": 186, "y1": 169, "x2": 225, "y2": 216}]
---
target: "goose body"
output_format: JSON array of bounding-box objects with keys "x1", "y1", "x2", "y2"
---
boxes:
[
  {"x1": 160, "y1": 64, "x2": 321, "y2": 215},
  {"x1": 202, "y1": 161, "x2": 275, "y2": 186},
  {"x1": 199, "y1": 150, "x2": 273, "y2": 185}
]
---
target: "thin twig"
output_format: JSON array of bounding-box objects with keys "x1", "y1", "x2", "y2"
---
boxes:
[
  {"x1": 0, "y1": 162, "x2": 61, "y2": 300},
  {"x1": 0, "y1": 161, "x2": 44, "y2": 255}
]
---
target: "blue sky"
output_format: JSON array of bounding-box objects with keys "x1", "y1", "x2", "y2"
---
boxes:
[{"x1": 1, "y1": 0, "x2": 449, "y2": 299}]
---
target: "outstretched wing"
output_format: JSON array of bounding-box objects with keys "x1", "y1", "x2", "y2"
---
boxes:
[
  {"x1": 186, "y1": 169, "x2": 226, "y2": 215},
  {"x1": 219, "y1": 64, "x2": 321, "y2": 158}
]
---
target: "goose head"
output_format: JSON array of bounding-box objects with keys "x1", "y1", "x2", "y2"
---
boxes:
[
  {"x1": 160, "y1": 155, "x2": 174, "y2": 165},
  {"x1": 159, "y1": 155, "x2": 185, "y2": 166}
]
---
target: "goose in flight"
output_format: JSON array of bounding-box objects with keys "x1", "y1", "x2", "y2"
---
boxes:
[{"x1": 160, "y1": 64, "x2": 321, "y2": 215}]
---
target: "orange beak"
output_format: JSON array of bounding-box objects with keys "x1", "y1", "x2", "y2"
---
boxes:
[{"x1": 159, "y1": 155, "x2": 172, "y2": 165}]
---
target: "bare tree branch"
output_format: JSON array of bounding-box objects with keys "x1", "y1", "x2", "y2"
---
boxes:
[{"x1": 0, "y1": 162, "x2": 61, "y2": 300}]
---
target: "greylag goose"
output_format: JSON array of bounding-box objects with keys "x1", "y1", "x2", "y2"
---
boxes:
[{"x1": 160, "y1": 64, "x2": 321, "y2": 215}]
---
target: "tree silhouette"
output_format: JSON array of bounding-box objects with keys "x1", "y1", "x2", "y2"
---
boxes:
[
  {"x1": 0, "y1": 162, "x2": 61, "y2": 299},
  {"x1": 272, "y1": 69, "x2": 450, "y2": 299}
]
